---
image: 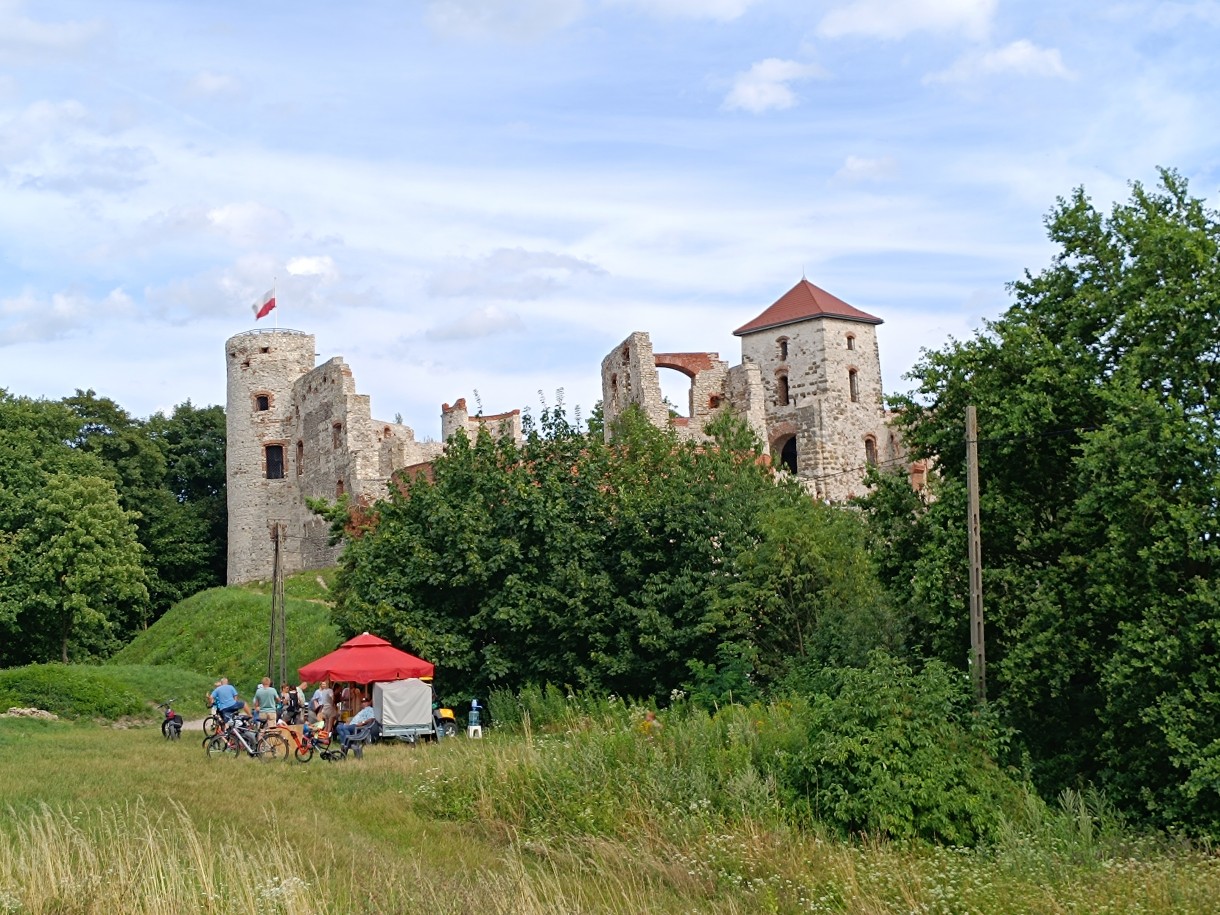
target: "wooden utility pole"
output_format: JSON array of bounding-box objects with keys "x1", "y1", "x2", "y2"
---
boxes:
[
  {"x1": 267, "y1": 523, "x2": 287, "y2": 686},
  {"x1": 965, "y1": 406, "x2": 986, "y2": 705}
]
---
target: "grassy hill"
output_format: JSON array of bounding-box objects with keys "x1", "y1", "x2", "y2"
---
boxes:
[
  {"x1": 111, "y1": 569, "x2": 343, "y2": 697},
  {"x1": 0, "y1": 663, "x2": 216, "y2": 720}
]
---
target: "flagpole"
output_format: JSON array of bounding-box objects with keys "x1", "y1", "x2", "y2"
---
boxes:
[{"x1": 273, "y1": 276, "x2": 278, "y2": 330}]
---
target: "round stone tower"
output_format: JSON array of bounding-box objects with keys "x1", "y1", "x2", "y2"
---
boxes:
[{"x1": 225, "y1": 329, "x2": 316, "y2": 584}]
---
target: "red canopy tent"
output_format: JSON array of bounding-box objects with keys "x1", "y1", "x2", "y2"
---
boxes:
[{"x1": 298, "y1": 632, "x2": 434, "y2": 684}]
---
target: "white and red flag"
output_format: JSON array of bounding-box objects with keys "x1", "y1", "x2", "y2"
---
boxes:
[{"x1": 252, "y1": 289, "x2": 276, "y2": 320}]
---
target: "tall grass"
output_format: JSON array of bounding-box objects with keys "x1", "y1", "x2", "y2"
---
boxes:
[{"x1": 3, "y1": 704, "x2": 1220, "y2": 913}]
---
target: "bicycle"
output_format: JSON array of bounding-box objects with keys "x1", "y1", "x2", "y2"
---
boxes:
[
  {"x1": 274, "y1": 722, "x2": 318, "y2": 763},
  {"x1": 204, "y1": 715, "x2": 287, "y2": 762}
]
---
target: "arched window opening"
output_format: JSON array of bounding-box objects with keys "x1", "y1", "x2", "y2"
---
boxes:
[
  {"x1": 264, "y1": 444, "x2": 285, "y2": 480},
  {"x1": 777, "y1": 435, "x2": 797, "y2": 474},
  {"x1": 848, "y1": 369, "x2": 860, "y2": 403},
  {"x1": 336, "y1": 479, "x2": 345, "y2": 497},
  {"x1": 254, "y1": 393, "x2": 270, "y2": 412},
  {"x1": 778, "y1": 337, "x2": 789, "y2": 361},
  {"x1": 864, "y1": 437, "x2": 878, "y2": 466},
  {"x1": 296, "y1": 440, "x2": 304, "y2": 475},
  {"x1": 846, "y1": 334, "x2": 855, "y2": 351},
  {"x1": 332, "y1": 422, "x2": 343, "y2": 449},
  {"x1": 656, "y1": 366, "x2": 692, "y2": 419},
  {"x1": 777, "y1": 374, "x2": 790, "y2": 406}
]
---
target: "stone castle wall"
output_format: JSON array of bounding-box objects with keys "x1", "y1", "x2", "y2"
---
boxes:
[
  {"x1": 227, "y1": 288, "x2": 916, "y2": 583},
  {"x1": 225, "y1": 329, "x2": 442, "y2": 584},
  {"x1": 601, "y1": 312, "x2": 911, "y2": 502}
]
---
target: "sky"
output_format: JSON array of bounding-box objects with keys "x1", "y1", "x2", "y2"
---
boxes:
[{"x1": 2, "y1": 0, "x2": 1219, "y2": 437}]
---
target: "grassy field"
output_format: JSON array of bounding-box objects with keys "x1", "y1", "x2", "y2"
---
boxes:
[
  {"x1": 112, "y1": 570, "x2": 342, "y2": 696},
  {"x1": 2, "y1": 711, "x2": 1219, "y2": 914}
]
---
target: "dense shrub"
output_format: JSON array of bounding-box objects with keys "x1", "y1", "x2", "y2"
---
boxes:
[{"x1": 768, "y1": 653, "x2": 1023, "y2": 844}]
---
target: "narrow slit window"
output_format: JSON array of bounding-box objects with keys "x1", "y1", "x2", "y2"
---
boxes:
[
  {"x1": 778, "y1": 374, "x2": 790, "y2": 406},
  {"x1": 865, "y1": 437, "x2": 878, "y2": 466},
  {"x1": 778, "y1": 337, "x2": 789, "y2": 361},
  {"x1": 265, "y1": 445, "x2": 285, "y2": 480},
  {"x1": 846, "y1": 334, "x2": 855, "y2": 351},
  {"x1": 296, "y1": 440, "x2": 304, "y2": 475},
  {"x1": 849, "y1": 369, "x2": 860, "y2": 403},
  {"x1": 332, "y1": 422, "x2": 343, "y2": 449}
]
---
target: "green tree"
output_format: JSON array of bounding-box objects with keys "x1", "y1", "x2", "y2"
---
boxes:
[
  {"x1": 330, "y1": 405, "x2": 790, "y2": 702},
  {"x1": 1, "y1": 473, "x2": 149, "y2": 662},
  {"x1": 861, "y1": 169, "x2": 1220, "y2": 831}
]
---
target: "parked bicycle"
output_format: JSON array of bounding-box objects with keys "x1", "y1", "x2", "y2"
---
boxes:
[
  {"x1": 274, "y1": 721, "x2": 318, "y2": 763},
  {"x1": 204, "y1": 715, "x2": 288, "y2": 762},
  {"x1": 156, "y1": 700, "x2": 183, "y2": 740}
]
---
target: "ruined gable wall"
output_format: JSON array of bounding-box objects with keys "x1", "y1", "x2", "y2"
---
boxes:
[
  {"x1": 440, "y1": 398, "x2": 524, "y2": 444},
  {"x1": 724, "y1": 362, "x2": 769, "y2": 445},
  {"x1": 600, "y1": 333, "x2": 669, "y2": 439}
]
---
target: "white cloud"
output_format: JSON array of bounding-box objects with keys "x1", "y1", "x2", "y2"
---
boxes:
[
  {"x1": 0, "y1": 99, "x2": 88, "y2": 162},
  {"x1": 186, "y1": 70, "x2": 242, "y2": 98},
  {"x1": 605, "y1": 0, "x2": 762, "y2": 21},
  {"x1": 426, "y1": 247, "x2": 605, "y2": 300},
  {"x1": 722, "y1": 58, "x2": 823, "y2": 113},
  {"x1": 425, "y1": 304, "x2": 526, "y2": 341},
  {"x1": 205, "y1": 203, "x2": 292, "y2": 246},
  {"x1": 425, "y1": 0, "x2": 584, "y2": 40},
  {"x1": 0, "y1": 0, "x2": 102, "y2": 64},
  {"x1": 834, "y1": 155, "x2": 899, "y2": 182},
  {"x1": 286, "y1": 255, "x2": 338, "y2": 279},
  {"x1": 819, "y1": 0, "x2": 996, "y2": 41},
  {"x1": 924, "y1": 40, "x2": 1073, "y2": 85},
  {"x1": 0, "y1": 286, "x2": 132, "y2": 346}
]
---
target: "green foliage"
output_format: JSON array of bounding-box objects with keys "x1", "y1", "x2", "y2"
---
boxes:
[
  {"x1": 860, "y1": 169, "x2": 1220, "y2": 833},
  {"x1": 426, "y1": 670, "x2": 1024, "y2": 848},
  {"x1": 0, "y1": 473, "x2": 149, "y2": 663},
  {"x1": 330, "y1": 400, "x2": 884, "y2": 704},
  {"x1": 111, "y1": 574, "x2": 341, "y2": 693},
  {"x1": 0, "y1": 391, "x2": 227, "y2": 665},
  {"x1": 769, "y1": 653, "x2": 1021, "y2": 844},
  {"x1": 0, "y1": 663, "x2": 213, "y2": 720}
]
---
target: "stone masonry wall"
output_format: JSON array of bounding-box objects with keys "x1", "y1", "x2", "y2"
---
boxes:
[
  {"x1": 740, "y1": 317, "x2": 890, "y2": 501},
  {"x1": 226, "y1": 329, "x2": 441, "y2": 584}
]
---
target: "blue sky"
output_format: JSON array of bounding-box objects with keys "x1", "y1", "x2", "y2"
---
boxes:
[{"x1": 2, "y1": 0, "x2": 1218, "y2": 435}]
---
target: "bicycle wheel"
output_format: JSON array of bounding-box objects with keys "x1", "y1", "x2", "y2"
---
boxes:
[
  {"x1": 202, "y1": 715, "x2": 220, "y2": 737},
  {"x1": 293, "y1": 744, "x2": 314, "y2": 763},
  {"x1": 205, "y1": 734, "x2": 236, "y2": 759},
  {"x1": 257, "y1": 732, "x2": 289, "y2": 762}
]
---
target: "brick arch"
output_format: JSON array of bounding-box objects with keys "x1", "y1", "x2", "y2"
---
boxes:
[
  {"x1": 652, "y1": 352, "x2": 715, "y2": 378},
  {"x1": 768, "y1": 421, "x2": 797, "y2": 449}
]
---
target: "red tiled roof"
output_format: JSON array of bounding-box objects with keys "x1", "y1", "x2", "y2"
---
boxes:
[{"x1": 733, "y1": 279, "x2": 882, "y2": 336}]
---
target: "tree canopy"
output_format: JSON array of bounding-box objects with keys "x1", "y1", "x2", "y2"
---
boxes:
[
  {"x1": 328, "y1": 403, "x2": 895, "y2": 704},
  {"x1": 862, "y1": 169, "x2": 1220, "y2": 832},
  {"x1": 0, "y1": 390, "x2": 226, "y2": 665}
]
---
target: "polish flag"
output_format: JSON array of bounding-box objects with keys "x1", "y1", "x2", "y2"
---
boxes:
[{"x1": 252, "y1": 289, "x2": 276, "y2": 320}]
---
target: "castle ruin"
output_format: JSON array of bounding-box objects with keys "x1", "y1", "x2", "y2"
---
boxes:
[{"x1": 226, "y1": 278, "x2": 920, "y2": 584}]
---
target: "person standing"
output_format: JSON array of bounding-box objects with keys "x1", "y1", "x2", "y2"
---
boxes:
[
  {"x1": 318, "y1": 681, "x2": 338, "y2": 733},
  {"x1": 253, "y1": 677, "x2": 280, "y2": 729}
]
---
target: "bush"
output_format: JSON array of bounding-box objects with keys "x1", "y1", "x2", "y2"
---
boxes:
[
  {"x1": 767, "y1": 653, "x2": 1025, "y2": 844},
  {"x1": 0, "y1": 663, "x2": 211, "y2": 720}
]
